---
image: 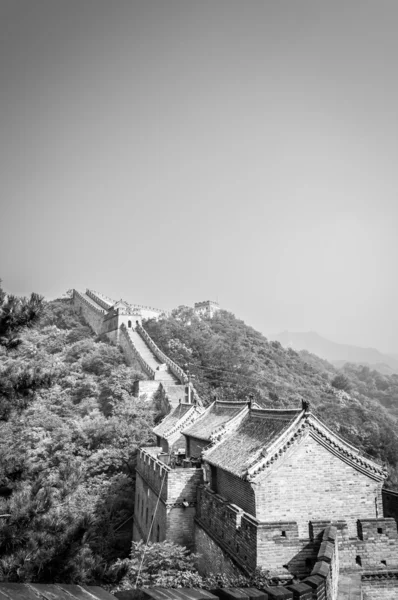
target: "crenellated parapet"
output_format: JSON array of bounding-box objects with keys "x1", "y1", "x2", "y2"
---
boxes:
[
  {"x1": 73, "y1": 290, "x2": 106, "y2": 315},
  {"x1": 85, "y1": 289, "x2": 115, "y2": 310},
  {"x1": 119, "y1": 324, "x2": 156, "y2": 379},
  {"x1": 136, "y1": 447, "x2": 203, "y2": 506},
  {"x1": 136, "y1": 323, "x2": 187, "y2": 384}
]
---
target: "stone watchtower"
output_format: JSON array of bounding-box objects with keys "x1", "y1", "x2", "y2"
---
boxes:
[{"x1": 194, "y1": 300, "x2": 220, "y2": 318}]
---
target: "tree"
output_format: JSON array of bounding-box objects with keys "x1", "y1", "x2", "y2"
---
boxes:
[
  {"x1": 0, "y1": 280, "x2": 44, "y2": 350},
  {"x1": 331, "y1": 374, "x2": 351, "y2": 393},
  {"x1": 112, "y1": 541, "x2": 203, "y2": 589}
]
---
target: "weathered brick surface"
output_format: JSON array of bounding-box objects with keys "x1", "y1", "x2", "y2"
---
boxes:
[
  {"x1": 195, "y1": 485, "x2": 319, "y2": 577},
  {"x1": 134, "y1": 472, "x2": 168, "y2": 543},
  {"x1": 216, "y1": 469, "x2": 256, "y2": 517},
  {"x1": 73, "y1": 292, "x2": 105, "y2": 334},
  {"x1": 361, "y1": 571, "x2": 398, "y2": 599},
  {"x1": 134, "y1": 449, "x2": 204, "y2": 548},
  {"x1": 187, "y1": 436, "x2": 208, "y2": 458},
  {"x1": 337, "y1": 519, "x2": 398, "y2": 573},
  {"x1": 194, "y1": 523, "x2": 239, "y2": 577},
  {"x1": 286, "y1": 583, "x2": 312, "y2": 599},
  {"x1": 255, "y1": 435, "x2": 383, "y2": 538}
]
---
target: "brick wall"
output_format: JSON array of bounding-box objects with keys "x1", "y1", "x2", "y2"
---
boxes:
[
  {"x1": 134, "y1": 472, "x2": 168, "y2": 543},
  {"x1": 194, "y1": 522, "x2": 241, "y2": 578},
  {"x1": 186, "y1": 436, "x2": 208, "y2": 458},
  {"x1": 195, "y1": 485, "x2": 319, "y2": 577},
  {"x1": 361, "y1": 571, "x2": 398, "y2": 599},
  {"x1": 216, "y1": 469, "x2": 256, "y2": 516},
  {"x1": 167, "y1": 506, "x2": 197, "y2": 549},
  {"x1": 255, "y1": 434, "x2": 383, "y2": 537},
  {"x1": 135, "y1": 448, "x2": 204, "y2": 548},
  {"x1": 73, "y1": 292, "x2": 105, "y2": 334},
  {"x1": 338, "y1": 518, "x2": 398, "y2": 572},
  {"x1": 257, "y1": 522, "x2": 318, "y2": 577}
]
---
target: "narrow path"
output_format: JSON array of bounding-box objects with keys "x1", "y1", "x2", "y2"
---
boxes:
[{"x1": 127, "y1": 328, "x2": 178, "y2": 383}]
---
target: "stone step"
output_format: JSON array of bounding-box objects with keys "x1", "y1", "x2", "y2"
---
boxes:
[{"x1": 127, "y1": 329, "x2": 177, "y2": 383}]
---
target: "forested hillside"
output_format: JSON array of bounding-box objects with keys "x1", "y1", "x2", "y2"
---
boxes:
[
  {"x1": 0, "y1": 295, "x2": 153, "y2": 584},
  {"x1": 144, "y1": 307, "x2": 398, "y2": 487},
  {"x1": 2, "y1": 292, "x2": 398, "y2": 586}
]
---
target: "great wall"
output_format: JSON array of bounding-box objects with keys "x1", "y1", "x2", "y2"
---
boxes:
[{"x1": 72, "y1": 289, "x2": 398, "y2": 600}]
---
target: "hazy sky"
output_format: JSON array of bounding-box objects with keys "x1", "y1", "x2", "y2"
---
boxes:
[{"x1": 1, "y1": 1, "x2": 398, "y2": 353}]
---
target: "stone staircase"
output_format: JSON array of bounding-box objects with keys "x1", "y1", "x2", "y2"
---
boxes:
[{"x1": 126, "y1": 327, "x2": 178, "y2": 383}]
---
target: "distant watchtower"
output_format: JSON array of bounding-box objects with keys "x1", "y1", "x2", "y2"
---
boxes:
[{"x1": 194, "y1": 300, "x2": 220, "y2": 318}]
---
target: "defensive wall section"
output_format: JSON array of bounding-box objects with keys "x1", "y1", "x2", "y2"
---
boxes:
[
  {"x1": 72, "y1": 290, "x2": 106, "y2": 334},
  {"x1": 133, "y1": 448, "x2": 203, "y2": 550},
  {"x1": 195, "y1": 484, "x2": 320, "y2": 578},
  {"x1": 72, "y1": 289, "x2": 202, "y2": 403},
  {"x1": 135, "y1": 323, "x2": 188, "y2": 385},
  {"x1": 195, "y1": 484, "x2": 398, "y2": 598},
  {"x1": 119, "y1": 324, "x2": 157, "y2": 379},
  {"x1": 252, "y1": 431, "x2": 384, "y2": 539}
]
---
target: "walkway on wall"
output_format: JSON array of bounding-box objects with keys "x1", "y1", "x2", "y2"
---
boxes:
[{"x1": 126, "y1": 327, "x2": 178, "y2": 383}]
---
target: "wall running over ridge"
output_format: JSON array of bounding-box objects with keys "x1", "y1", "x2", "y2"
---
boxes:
[{"x1": 72, "y1": 291, "x2": 105, "y2": 334}]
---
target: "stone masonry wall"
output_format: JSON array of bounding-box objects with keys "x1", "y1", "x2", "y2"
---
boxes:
[
  {"x1": 195, "y1": 485, "x2": 319, "y2": 577},
  {"x1": 194, "y1": 523, "x2": 241, "y2": 578},
  {"x1": 166, "y1": 505, "x2": 197, "y2": 550},
  {"x1": 362, "y1": 571, "x2": 398, "y2": 599},
  {"x1": 73, "y1": 291, "x2": 105, "y2": 334},
  {"x1": 255, "y1": 434, "x2": 383, "y2": 538},
  {"x1": 196, "y1": 485, "x2": 257, "y2": 573},
  {"x1": 187, "y1": 436, "x2": 209, "y2": 458},
  {"x1": 135, "y1": 449, "x2": 204, "y2": 549},
  {"x1": 134, "y1": 472, "x2": 167, "y2": 544},
  {"x1": 338, "y1": 518, "x2": 398, "y2": 572},
  {"x1": 216, "y1": 469, "x2": 256, "y2": 517},
  {"x1": 119, "y1": 327, "x2": 156, "y2": 378}
]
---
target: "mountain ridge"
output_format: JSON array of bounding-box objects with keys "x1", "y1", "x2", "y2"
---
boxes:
[{"x1": 269, "y1": 330, "x2": 398, "y2": 374}]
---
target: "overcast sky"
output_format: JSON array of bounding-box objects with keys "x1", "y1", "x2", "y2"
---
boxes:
[{"x1": 1, "y1": 1, "x2": 397, "y2": 353}]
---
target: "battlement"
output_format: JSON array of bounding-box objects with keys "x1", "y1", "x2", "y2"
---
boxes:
[
  {"x1": 195, "y1": 485, "x2": 320, "y2": 576},
  {"x1": 137, "y1": 323, "x2": 188, "y2": 385},
  {"x1": 194, "y1": 300, "x2": 220, "y2": 318},
  {"x1": 137, "y1": 447, "x2": 204, "y2": 505},
  {"x1": 119, "y1": 324, "x2": 157, "y2": 378},
  {"x1": 85, "y1": 289, "x2": 114, "y2": 310},
  {"x1": 358, "y1": 518, "x2": 398, "y2": 541},
  {"x1": 73, "y1": 290, "x2": 106, "y2": 315}
]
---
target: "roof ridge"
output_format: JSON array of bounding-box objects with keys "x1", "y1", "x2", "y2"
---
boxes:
[{"x1": 245, "y1": 412, "x2": 386, "y2": 482}]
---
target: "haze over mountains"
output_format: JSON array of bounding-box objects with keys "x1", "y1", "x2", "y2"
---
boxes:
[{"x1": 270, "y1": 331, "x2": 398, "y2": 374}]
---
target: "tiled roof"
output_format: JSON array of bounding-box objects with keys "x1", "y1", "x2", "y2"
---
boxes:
[
  {"x1": 182, "y1": 400, "x2": 248, "y2": 442},
  {"x1": 204, "y1": 408, "x2": 302, "y2": 477},
  {"x1": 154, "y1": 403, "x2": 197, "y2": 437}
]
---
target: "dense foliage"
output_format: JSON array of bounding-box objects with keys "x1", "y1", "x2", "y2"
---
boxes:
[
  {"x1": 0, "y1": 294, "x2": 153, "y2": 584},
  {"x1": 113, "y1": 540, "x2": 272, "y2": 590},
  {"x1": 2, "y1": 288, "x2": 398, "y2": 587},
  {"x1": 144, "y1": 307, "x2": 398, "y2": 488}
]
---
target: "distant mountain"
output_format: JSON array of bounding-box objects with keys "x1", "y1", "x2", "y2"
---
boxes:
[{"x1": 270, "y1": 331, "x2": 398, "y2": 374}]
